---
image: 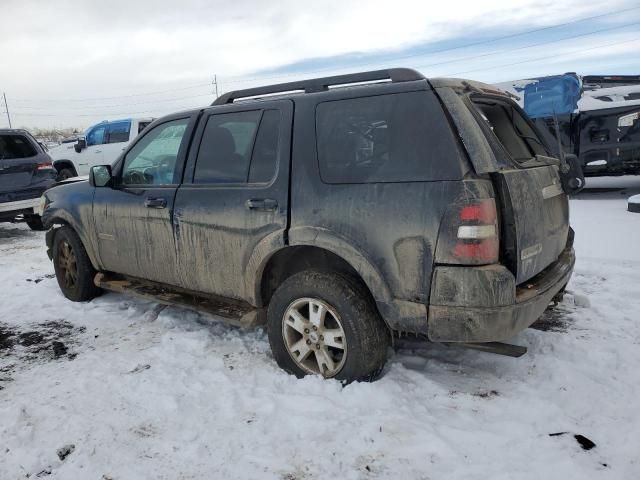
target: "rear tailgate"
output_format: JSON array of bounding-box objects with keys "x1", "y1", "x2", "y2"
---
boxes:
[
  {"x1": 494, "y1": 166, "x2": 569, "y2": 283},
  {"x1": 434, "y1": 85, "x2": 570, "y2": 284}
]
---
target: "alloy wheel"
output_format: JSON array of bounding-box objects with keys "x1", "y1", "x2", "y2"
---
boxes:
[
  {"x1": 282, "y1": 297, "x2": 347, "y2": 377},
  {"x1": 57, "y1": 241, "x2": 78, "y2": 289}
]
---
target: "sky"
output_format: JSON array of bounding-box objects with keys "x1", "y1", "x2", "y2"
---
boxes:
[{"x1": 0, "y1": 0, "x2": 639, "y2": 130}]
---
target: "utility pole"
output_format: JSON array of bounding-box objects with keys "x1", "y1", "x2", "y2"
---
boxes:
[
  {"x1": 212, "y1": 75, "x2": 219, "y2": 99},
  {"x1": 2, "y1": 92, "x2": 11, "y2": 128}
]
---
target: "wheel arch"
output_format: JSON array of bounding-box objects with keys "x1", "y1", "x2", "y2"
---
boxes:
[
  {"x1": 45, "y1": 213, "x2": 100, "y2": 271},
  {"x1": 52, "y1": 159, "x2": 78, "y2": 176},
  {"x1": 251, "y1": 227, "x2": 393, "y2": 311}
]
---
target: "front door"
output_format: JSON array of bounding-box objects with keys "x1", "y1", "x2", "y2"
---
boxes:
[
  {"x1": 76, "y1": 123, "x2": 107, "y2": 176},
  {"x1": 93, "y1": 115, "x2": 196, "y2": 285},
  {"x1": 173, "y1": 100, "x2": 293, "y2": 301}
]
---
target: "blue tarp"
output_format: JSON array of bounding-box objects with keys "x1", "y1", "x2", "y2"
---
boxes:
[{"x1": 521, "y1": 74, "x2": 581, "y2": 118}]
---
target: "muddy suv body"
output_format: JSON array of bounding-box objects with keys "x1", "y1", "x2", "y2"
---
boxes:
[{"x1": 41, "y1": 69, "x2": 578, "y2": 381}]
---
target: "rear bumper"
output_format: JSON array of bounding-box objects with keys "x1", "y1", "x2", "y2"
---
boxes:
[
  {"x1": 427, "y1": 245, "x2": 575, "y2": 343},
  {"x1": 0, "y1": 196, "x2": 40, "y2": 213}
]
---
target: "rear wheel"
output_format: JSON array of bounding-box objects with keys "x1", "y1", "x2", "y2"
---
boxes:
[
  {"x1": 267, "y1": 270, "x2": 390, "y2": 382},
  {"x1": 25, "y1": 215, "x2": 45, "y2": 231},
  {"x1": 52, "y1": 226, "x2": 101, "y2": 301}
]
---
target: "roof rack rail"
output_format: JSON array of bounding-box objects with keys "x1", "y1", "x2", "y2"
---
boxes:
[{"x1": 212, "y1": 68, "x2": 425, "y2": 106}]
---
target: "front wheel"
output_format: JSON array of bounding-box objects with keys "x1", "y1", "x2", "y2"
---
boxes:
[
  {"x1": 52, "y1": 226, "x2": 101, "y2": 301},
  {"x1": 267, "y1": 270, "x2": 390, "y2": 382}
]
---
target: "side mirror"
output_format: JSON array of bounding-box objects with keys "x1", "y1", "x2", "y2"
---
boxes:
[
  {"x1": 90, "y1": 165, "x2": 113, "y2": 187},
  {"x1": 560, "y1": 154, "x2": 585, "y2": 195},
  {"x1": 74, "y1": 137, "x2": 87, "y2": 153}
]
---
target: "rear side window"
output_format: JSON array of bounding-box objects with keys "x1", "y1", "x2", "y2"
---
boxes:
[
  {"x1": 249, "y1": 110, "x2": 281, "y2": 183},
  {"x1": 316, "y1": 91, "x2": 464, "y2": 183},
  {"x1": 194, "y1": 109, "x2": 280, "y2": 184},
  {"x1": 473, "y1": 98, "x2": 549, "y2": 163},
  {"x1": 0, "y1": 134, "x2": 37, "y2": 159},
  {"x1": 106, "y1": 121, "x2": 131, "y2": 144}
]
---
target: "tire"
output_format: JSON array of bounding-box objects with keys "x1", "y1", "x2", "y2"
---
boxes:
[
  {"x1": 25, "y1": 215, "x2": 45, "y2": 231},
  {"x1": 57, "y1": 168, "x2": 75, "y2": 181},
  {"x1": 267, "y1": 269, "x2": 390, "y2": 382},
  {"x1": 52, "y1": 226, "x2": 101, "y2": 302}
]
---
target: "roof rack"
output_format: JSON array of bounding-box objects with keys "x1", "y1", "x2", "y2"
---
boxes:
[{"x1": 212, "y1": 68, "x2": 425, "y2": 106}]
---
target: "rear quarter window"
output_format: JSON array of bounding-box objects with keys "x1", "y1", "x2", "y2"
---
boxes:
[
  {"x1": 0, "y1": 134, "x2": 37, "y2": 159},
  {"x1": 315, "y1": 91, "x2": 465, "y2": 183}
]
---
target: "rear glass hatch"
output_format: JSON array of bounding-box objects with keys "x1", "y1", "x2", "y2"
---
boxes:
[
  {"x1": 465, "y1": 93, "x2": 570, "y2": 284},
  {"x1": 0, "y1": 133, "x2": 42, "y2": 192}
]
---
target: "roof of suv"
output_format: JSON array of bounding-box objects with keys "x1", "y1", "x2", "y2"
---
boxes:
[{"x1": 209, "y1": 68, "x2": 512, "y2": 107}]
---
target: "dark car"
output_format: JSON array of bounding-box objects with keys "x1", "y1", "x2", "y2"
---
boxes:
[
  {"x1": 40, "y1": 69, "x2": 583, "y2": 382},
  {"x1": 0, "y1": 129, "x2": 57, "y2": 230}
]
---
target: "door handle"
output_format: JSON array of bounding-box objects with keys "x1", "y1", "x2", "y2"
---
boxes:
[
  {"x1": 246, "y1": 198, "x2": 278, "y2": 211},
  {"x1": 144, "y1": 197, "x2": 167, "y2": 209},
  {"x1": 95, "y1": 150, "x2": 102, "y2": 154}
]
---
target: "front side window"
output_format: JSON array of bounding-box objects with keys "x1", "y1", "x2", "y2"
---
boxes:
[
  {"x1": 193, "y1": 110, "x2": 261, "y2": 183},
  {"x1": 316, "y1": 91, "x2": 463, "y2": 184},
  {"x1": 106, "y1": 121, "x2": 131, "y2": 144},
  {"x1": 86, "y1": 124, "x2": 106, "y2": 146},
  {"x1": 121, "y1": 118, "x2": 189, "y2": 185}
]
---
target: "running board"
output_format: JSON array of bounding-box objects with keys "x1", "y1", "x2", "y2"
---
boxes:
[
  {"x1": 445, "y1": 341, "x2": 527, "y2": 357},
  {"x1": 94, "y1": 273, "x2": 264, "y2": 329}
]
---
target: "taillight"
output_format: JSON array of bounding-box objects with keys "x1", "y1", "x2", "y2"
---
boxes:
[
  {"x1": 36, "y1": 161, "x2": 53, "y2": 171},
  {"x1": 452, "y1": 198, "x2": 499, "y2": 264}
]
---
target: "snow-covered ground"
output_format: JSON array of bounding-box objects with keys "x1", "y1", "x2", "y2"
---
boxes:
[{"x1": 1, "y1": 177, "x2": 639, "y2": 479}]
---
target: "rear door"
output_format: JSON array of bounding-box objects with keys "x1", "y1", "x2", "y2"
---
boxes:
[
  {"x1": 469, "y1": 96, "x2": 569, "y2": 284},
  {"x1": 173, "y1": 100, "x2": 292, "y2": 300}
]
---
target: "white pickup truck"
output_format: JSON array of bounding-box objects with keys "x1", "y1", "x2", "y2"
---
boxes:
[{"x1": 49, "y1": 117, "x2": 154, "y2": 179}]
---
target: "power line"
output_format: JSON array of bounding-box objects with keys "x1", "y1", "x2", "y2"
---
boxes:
[
  {"x1": 12, "y1": 36, "x2": 639, "y2": 120},
  {"x1": 9, "y1": 5, "x2": 639, "y2": 104},
  {"x1": 381, "y1": 21, "x2": 640, "y2": 75},
  {"x1": 442, "y1": 36, "x2": 640, "y2": 76},
  {"x1": 220, "y1": 5, "x2": 640, "y2": 86},
  {"x1": 11, "y1": 81, "x2": 213, "y2": 103},
  {"x1": 12, "y1": 92, "x2": 214, "y2": 111}
]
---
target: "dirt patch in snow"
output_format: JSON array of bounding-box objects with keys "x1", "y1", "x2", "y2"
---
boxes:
[{"x1": 0, "y1": 320, "x2": 85, "y2": 389}]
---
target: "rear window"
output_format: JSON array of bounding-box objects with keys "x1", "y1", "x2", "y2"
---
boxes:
[
  {"x1": 316, "y1": 91, "x2": 464, "y2": 184},
  {"x1": 473, "y1": 98, "x2": 550, "y2": 164},
  {"x1": 0, "y1": 134, "x2": 37, "y2": 159}
]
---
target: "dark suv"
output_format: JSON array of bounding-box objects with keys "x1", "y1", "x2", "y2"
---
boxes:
[
  {"x1": 1, "y1": 129, "x2": 57, "y2": 230},
  {"x1": 41, "y1": 69, "x2": 580, "y2": 382}
]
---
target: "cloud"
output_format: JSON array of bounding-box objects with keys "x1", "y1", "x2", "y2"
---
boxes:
[{"x1": 0, "y1": 0, "x2": 636, "y2": 127}]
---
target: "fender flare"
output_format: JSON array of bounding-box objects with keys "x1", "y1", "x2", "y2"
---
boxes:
[
  {"x1": 52, "y1": 159, "x2": 78, "y2": 175},
  {"x1": 43, "y1": 209, "x2": 100, "y2": 271},
  {"x1": 245, "y1": 226, "x2": 393, "y2": 307}
]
